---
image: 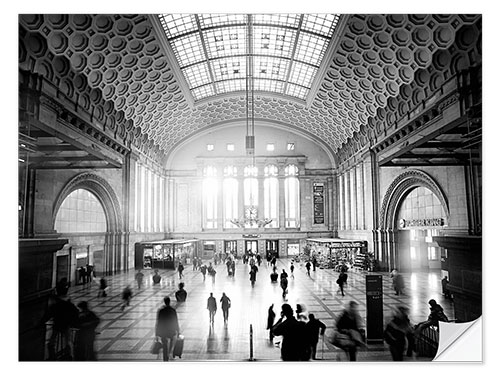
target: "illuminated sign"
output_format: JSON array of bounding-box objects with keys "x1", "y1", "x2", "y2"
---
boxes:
[{"x1": 399, "y1": 218, "x2": 444, "y2": 228}]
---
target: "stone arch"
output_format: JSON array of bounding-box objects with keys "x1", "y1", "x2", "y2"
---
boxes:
[
  {"x1": 380, "y1": 169, "x2": 450, "y2": 230},
  {"x1": 52, "y1": 172, "x2": 123, "y2": 232}
]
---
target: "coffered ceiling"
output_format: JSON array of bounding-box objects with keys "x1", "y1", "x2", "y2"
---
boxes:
[{"x1": 18, "y1": 14, "x2": 482, "y2": 163}]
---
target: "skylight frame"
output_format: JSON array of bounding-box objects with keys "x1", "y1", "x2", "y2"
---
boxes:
[{"x1": 158, "y1": 13, "x2": 340, "y2": 101}]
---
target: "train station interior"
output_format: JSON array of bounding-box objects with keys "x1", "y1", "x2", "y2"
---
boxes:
[{"x1": 12, "y1": 7, "x2": 490, "y2": 366}]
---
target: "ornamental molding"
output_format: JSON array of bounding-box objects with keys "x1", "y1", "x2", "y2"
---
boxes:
[
  {"x1": 52, "y1": 172, "x2": 123, "y2": 232},
  {"x1": 379, "y1": 169, "x2": 449, "y2": 229}
]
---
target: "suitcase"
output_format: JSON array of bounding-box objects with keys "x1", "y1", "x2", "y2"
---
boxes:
[{"x1": 173, "y1": 335, "x2": 184, "y2": 358}]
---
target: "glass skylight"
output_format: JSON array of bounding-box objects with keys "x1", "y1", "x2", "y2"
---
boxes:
[{"x1": 158, "y1": 13, "x2": 341, "y2": 101}]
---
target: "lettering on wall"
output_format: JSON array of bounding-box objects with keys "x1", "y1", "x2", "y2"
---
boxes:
[
  {"x1": 313, "y1": 182, "x2": 325, "y2": 225},
  {"x1": 399, "y1": 218, "x2": 444, "y2": 228}
]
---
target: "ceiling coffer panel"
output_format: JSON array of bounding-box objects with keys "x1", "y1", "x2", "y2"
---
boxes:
[{"x1": 19, "y1": 14, "x2": 481, "y2": 157}]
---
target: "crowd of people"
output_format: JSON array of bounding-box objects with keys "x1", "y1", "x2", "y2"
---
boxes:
[{"x1": 43, "y1": 252, "x2": 451, "y2": 362}]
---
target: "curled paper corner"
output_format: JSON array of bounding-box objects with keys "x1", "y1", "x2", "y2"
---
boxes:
[{"x1": 433, "y1": 316, "x2": 482, "y2": 362}]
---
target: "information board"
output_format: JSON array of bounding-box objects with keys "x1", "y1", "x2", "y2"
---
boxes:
[
  {"x1": 313, "y1": 183, "x2": 325, "y2": 224},
  {"x1": 366, "y1": 274, "x2": 384, "y2": 343}
]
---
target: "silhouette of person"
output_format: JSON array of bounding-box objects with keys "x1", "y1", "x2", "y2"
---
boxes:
[
  {"x1": 155, "y1": 297, "x2": 179, "y2": 361},
  {"x1": 271, "y1": 304, "x2": 309, "y2": 361},
  {"x1": 207, "y1": 293, "x2": 217, "y2": 325},
  {"x1": 135, "y1": 270, "x2": 144, "y2": 289},
  {"x1": 220, "y1": 292, "x2": 231, "y2": 324},
  {"x1": 74, "y1": 301, "x2": 100, "y2": 361},
  {"x1": 267, "y1": 304, "x2": 276, "y2": 341},
  {"x1": 305, "y1": 313, "x2": 326, "y2": 360},
  {"x1": 175, "y1": 282, "x2": 187, "y2": 302}
]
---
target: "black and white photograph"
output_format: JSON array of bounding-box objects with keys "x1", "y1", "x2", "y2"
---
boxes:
[{"x1": 11, "y1": 2, "x2": 492, "y2": 368}]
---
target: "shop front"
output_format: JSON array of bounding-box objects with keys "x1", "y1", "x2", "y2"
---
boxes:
[
  {"x1": 135, "y1": 239, "x2": 199, "y2": 270},
  {"x1": 306, "y1": 238, "x2": 368, "y2": 270}
]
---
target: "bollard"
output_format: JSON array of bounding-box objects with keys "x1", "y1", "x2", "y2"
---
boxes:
[{"x1": 249, "y1": 324, "x2": 255, "y2": 361}]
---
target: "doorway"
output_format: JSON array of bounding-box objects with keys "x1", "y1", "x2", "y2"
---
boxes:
[
  {"x1": 266, "y1": 240, "x2": 279, "y2": 259},
  {"x1": 245, "y1": 240, "x2": 258, "y2": 255},
  {"x1": 224, "y1": 240, "x2": 238, "y2": 257}
]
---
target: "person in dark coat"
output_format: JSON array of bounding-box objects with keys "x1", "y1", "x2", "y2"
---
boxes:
[
  {"x1": 391, "y1": 269, "x2": 405, "y2": 295},
  {"x1": 152, "y1": 270, "x2": 162, "y2": 285},
  {"x1": 120, "y1": 285, "x2": 132, "y2": 311},
  {"x1": 384, "y1": 306, "x2": 414, "y2": 361},
  {"x1": 335, "y1": 301, "x2": 364, "y2": 361},
  {"x1": 220, "y1": 292, "x2": 231, "y2": 324},
  {"x1": 306, "y1": 313, "x2": 326, "y2": 360},
  {"x1": 177, "y1": 262, "x2": 184, "y2": 279},
  {"x1": 97, "y1": 277, "x2": 107, "y2": 298},
  {"x1": 200, "y1": 264, "x2": 207, "y2": 281},
  {"x1": 155, "y1": 297, "x2": 179, "y2": 361},
  {"x1": 175, "y1": 282, "x2": 187, "y2": 302},
  {"x1": 312, "y1": 257, "x2": 317, "y2": 271},
  {"x1": 305, "y1": 261, "x2": 311, "y2": 276},
  {"x1": 441, "y1": 276, "x2": 451, "y2": 299},
  {"x1": 280, "y1": 273, "x2": 289, "y2": 298},
  {"x1": 74, "y1": 301, "x2": 100, "y2": 361},
  {"x1": 135, "y1": 270, "x2": 144, "y2": 289},
  {"x1": 249, "y1": 268, "x2": 257, "y2": 287},
  {"x1": 415, "y1": 299, "x2": 449, "y2": 334},
  {"x1": 207, "y1": 292, "x2": 217, "y2": 325},
  {"x1": 78, "y1": 267, "x2": 86, "y2": 285},
  {"x1": 337, "y1": 270, "x2": 348, "y2": 296},
  {"x1": 267, "y1": 304, "x2": 276, "y2": 341},
  {"x1": 43, "y1": 292, "x2": 79, "y2": 360},
  {"x1": 271, "y1": 304, "x2": 309, "y2": 361}
]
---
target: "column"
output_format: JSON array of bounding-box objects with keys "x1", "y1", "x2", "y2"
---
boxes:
[
  {"x1": 351, "y1": 167, "x2": 357, "y2": 230},
  {"x1": 345, "y1": 170, "x2": 351, "y2": 230},
  {"x1": 238, "y1": 176, "x2": 244, "y2": 220},
  {"x1": 278, "y1": 176, "x2": 285, "y2": 230},
  {"x1": 300, "y1": 177, "x2": 310, "y2": 230},
  {"x1": 338, "y1": 173, "x2": 344, "y2": 231},
  {"x1": 168, "y1": 177, "x2": 175, "y2": 232},
  {"x1": 217, "y1": 177, "x2": 223, "y2": 229}
]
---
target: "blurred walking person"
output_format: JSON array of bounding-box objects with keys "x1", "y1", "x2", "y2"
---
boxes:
[
  {"x1": 135, "y1": 269, "x2": 144, "y2": 289},
  {"x1": 334, "y1": 301, "x2": 364, "y2": 361},
  {"x1": 120, "y1": 285, "x2": 132, "y2": 311},
  {"x1": 74, "y1": 301, "x2": 100, "y2": 361},
  {"x1": 384, "y1": 306, "x2": 414, "y2": 361},
  {"x1": 177, "y1": 262, "x2": 184, "y2": 279}
]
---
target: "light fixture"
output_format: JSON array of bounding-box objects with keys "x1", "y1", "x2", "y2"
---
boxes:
[{"x1": 230, "y1": 15, "x2": 272, "y2": 229}]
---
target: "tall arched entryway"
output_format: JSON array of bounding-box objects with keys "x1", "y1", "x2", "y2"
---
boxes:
[
  {"x1": 52, "y1": 173, "x2": 124, "y2": 279},
  {"x1": 378, "y1": 170, "x2": 450, "y2": 272}
]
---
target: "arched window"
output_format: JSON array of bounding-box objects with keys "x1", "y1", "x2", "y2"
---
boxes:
[
  {"x1": 244, "y1": 165, "x2": 258, "y2": 228},
  {"x1": 55, "y1": 189, "x2": 107, "y2": 233},
  {"x1": 203, "y1": 166, "x2": 218, "y2": 229},
  {"x1": 285, "y1": 164, "x2": 300, "y2": 228},
  {"x1": 223, "y1": 166, "x2": 238, "y2": 228},
  {"x1": 264, "y1": 164, "x2": 279, "y2": 228}
]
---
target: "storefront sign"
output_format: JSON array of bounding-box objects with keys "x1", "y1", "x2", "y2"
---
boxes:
[
  {"x1": 327, "y1": 241, "x2": 367, "y2": 249},
  {"x1": 313, "y1": 183, "x2": 325, "y2": 224},
  {"x1": 243, "y1": 234, "x2": 261, "y2": 238},
  {"x1": 399, "y1": 218, "x2": 444, "y2": 228}
]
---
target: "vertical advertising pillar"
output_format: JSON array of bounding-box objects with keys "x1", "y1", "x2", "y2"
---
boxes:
[{"x1": 366, "y1": 274, "x2": 384, "y2": 343}]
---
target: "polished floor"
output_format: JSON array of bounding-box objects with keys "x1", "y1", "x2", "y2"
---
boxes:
[{"x1": 64, "y1": 258, "x2": 454, "y2": 362}]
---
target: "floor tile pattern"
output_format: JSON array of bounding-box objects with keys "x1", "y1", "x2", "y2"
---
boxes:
[{"x1": 64, "y1": 259, "x2": 454, "y2": 362}]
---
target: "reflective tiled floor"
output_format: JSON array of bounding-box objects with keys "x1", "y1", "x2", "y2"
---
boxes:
[{"x1": 65, "y1": 258, "x2": 454, "y2": 362}]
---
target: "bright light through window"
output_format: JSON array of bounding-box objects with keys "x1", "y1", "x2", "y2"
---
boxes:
[
  {"x1": 227, "y1": 143, "x2": 235, "y2": 151},
  {"x1": 287, "y1": 142, "x2": 295, "y2": 150},
  {"x1": 207, "y1": 144, "x2": 214, "y2": 151},
  {"x1": 158, "y1": 13, "x2": 341, "y2": 101},
  {"x1": 266, "y1": 143, "x2": 275, "y2": 151},
  {"x1": 410, "y1": 246, "x2": 417, "y2": 260}
]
